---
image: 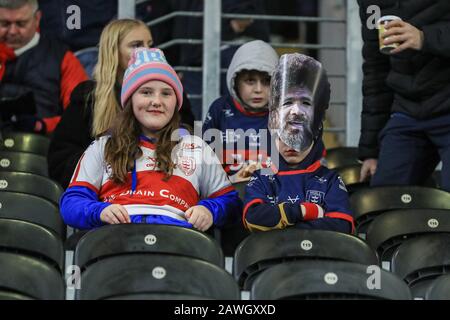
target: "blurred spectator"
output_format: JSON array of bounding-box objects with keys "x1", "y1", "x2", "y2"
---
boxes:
[
  {"x1": 0, "y1": 0, "x2": 87, "y2": 134},
  {"x1": 358, "y1": 0, "x2": 450, "y2": 192}
]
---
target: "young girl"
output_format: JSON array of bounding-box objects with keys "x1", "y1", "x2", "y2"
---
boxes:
[
  {"x1": 60, "y1": 48, "x2": 240, "y2": 231},
  {"x1": 48, "y1": 19, "x2": 194, "y2": 189}
]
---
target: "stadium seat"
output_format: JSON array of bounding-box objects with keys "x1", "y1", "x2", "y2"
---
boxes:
[
  {"x1": 0, "y1": 131, "x2": 50, "y2": 156},
  {"x1": 335, "y1": 164, "x2": 369, "y2": 195},
  {"x1": 350, "y1": 186, "x2": 450, "y2": 236},
  {"x1": 251, "y1": 260, "x2": 411, "y2": 300},
  {"x1": 425, "y1": 274, "x2": 450, "y2": 300},
  {"x1": 366, "y1": 209, "x2": 450, "y2": 266},
  {"x1": 0, "y1": 151, "x2": 48, "y2": 176},
  {"x1": 0, "y1": 191, "x2": 65, "y2": 238},
  {"x1": 325, "y1": 147, "x2": 359, "y2": 169},
  {"x1": 74, "y1": 224, "x2": 224, "y2": 270},
  {"x1": 0, "y1": 252, "x2": 65, "y2": 300},
  {"x1": 0, "y1": 172, "x2": 63, "y2": 205},
  {"x1": 0, "y1": 290, "x2": 33, "y2": 300},
  {"x1": 234, "y1": 229, "x2": 378, "y2": 290},
  {"x1": 391, "y1": 233, "x2": 450, "y2": 299},
  {"x1": 76, "y1": 254, "x2": 240, "y2": 300},
  {"x1": 0, "y1": 219, "x2": 64, "y2": 272}
]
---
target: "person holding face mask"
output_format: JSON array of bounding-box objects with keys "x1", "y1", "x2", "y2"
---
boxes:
[
  {"x1": 47, "y1": 19, "x2": 195, "y2": 189},
  {"x1": 60, "y1": 48, "x2": 240, "y2": 231},
  {"x1": 242, "y1": 53, "x2": 354, "y2": 234}
]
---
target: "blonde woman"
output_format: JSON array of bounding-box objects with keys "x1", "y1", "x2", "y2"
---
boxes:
[{"x1": 48, "y1": 19, "x2": 194, "y2": 189}]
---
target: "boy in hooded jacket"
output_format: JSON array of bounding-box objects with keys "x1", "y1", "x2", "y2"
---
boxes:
[{"x1": 202, "y1": 40, "x2": 279, "y2": 183}]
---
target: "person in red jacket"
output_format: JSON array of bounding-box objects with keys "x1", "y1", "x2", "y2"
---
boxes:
[{"x1": 0, "y1": 0, "x2": 87, "y2": 134}]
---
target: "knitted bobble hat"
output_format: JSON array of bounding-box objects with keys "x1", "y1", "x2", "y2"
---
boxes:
[{"x1": 121, "y1": 48, "x2": 183, "y2": 110}]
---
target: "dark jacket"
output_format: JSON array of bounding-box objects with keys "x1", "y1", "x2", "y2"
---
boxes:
[
  {"x1": 357, "y1": 0, "x2": 450, "y2": 160},
  {"x1": 48, "y1": 80, "x2": 195, "y2": 189}
]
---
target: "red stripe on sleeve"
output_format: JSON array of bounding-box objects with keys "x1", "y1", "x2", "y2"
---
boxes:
[
  {"x1": 208, "y1": 185, "x2": 235, "y2": 198},
  {"x1": 242, "y1": 198, "x2": 264, "y2": 228},
  {"x1": 301, "y1": 202, "x2": 319, "y2": 220}
]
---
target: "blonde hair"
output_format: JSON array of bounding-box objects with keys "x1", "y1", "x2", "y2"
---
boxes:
[{"x1": 91, "y1": 19, "x2": 149, "y2": 137}]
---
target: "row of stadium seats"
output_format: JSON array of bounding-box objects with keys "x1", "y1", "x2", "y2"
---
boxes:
[{"x1": 2, "y1": 217, "x2": 450, "y2": 299}]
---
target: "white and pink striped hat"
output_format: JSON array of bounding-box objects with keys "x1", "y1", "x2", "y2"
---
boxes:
[{"x1": 121, "y1": 48, "x2": 183, "y2": 110}]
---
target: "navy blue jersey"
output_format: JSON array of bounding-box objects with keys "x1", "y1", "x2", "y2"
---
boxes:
[
  {"x1": 202, "y1": 94, "x2": 272, "y2": 176},
  {"x1": 243, "y1": 141, "x2": 354, "y2": 233}
]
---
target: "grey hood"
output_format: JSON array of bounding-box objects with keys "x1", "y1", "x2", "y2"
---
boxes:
[{"x1": 226, "y1": 40, "x2": 279, "y2": 104}]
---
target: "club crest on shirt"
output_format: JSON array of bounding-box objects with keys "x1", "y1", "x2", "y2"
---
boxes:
[
  {"x1": 306, "y1": 190, "x2": 325, "y2": 205},
  {"x1": 178, "y1": 156, "x2": 196, "y2": 176}
]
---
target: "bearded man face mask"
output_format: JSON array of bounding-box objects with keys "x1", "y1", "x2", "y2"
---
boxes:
[{"x1": 268, "y1": 53, "x2": 330, "y2": 152}]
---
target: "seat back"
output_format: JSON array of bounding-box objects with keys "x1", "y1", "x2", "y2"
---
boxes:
[
  {"x1": 76, "y1": 254, "x2": 239, "y2": 300},
  {"x1": 75, "y1": 224, "x2": 224, "y2": 269},
  {"x1": 425, "y1": 274, "x2": 450, "y2": 300},
  {"x1": 391, "y1": 233, "x2": 450, "y2": 299},
  {"x1": 325, "y1": 147, "x2": 359, "y2": 169},
  {"x1": 251, "y1": 260, "x2": 411, "y2": 300},
  {"x1": 1, "y1": 131, "x2": 50, "y2": 156},
  {"x1": 234, "y1": 229, "x2": 378, "y2": 290},
  {"x1": 366, "y1": 209, "x2": 450, "y2": 266},
  {"x1": 0, "y1": 172, "x2": 63, "y2": 205},
  {"x1": 0, "y1": 191, "x2": 65, "y2": 238},
  {"x1": 351, "y1": 186, "x2": 450, "y2": 236},
  {"x1": 0, "y1": 252, "x2": 65, "y2": 300},
  {"x1": 0, "y1": 219, "x2": 64, "y2": 272},
  {"x1": 0, "y1": 151, "x2": 48, "y2": 176}
]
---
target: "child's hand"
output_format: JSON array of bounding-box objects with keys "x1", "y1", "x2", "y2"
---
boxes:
[
  {"x1": 232, "y1": 161, "x2": 261, "y2": 183},
  {"x1": 185, "y1": 205, "x2": 213, "y2": 231},
  {"x1": 100, "y1": 204, "x2": 131, "y2": 224}
]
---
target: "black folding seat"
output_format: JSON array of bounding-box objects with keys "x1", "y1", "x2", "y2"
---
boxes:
[
  {"x1": 335, "y1": 164, "x2": 370, "y2": 195},
  {"x1": 0, "y1": 291, "x2": 33, "y2": 300},
  {"x1": 1, "y1": 131, "x2": 50, "y2": 156},
  {"x1": 0, "y1": 252, "x2": 65, "y2": 300},
  {"x1": 234, "y1": 229, "x2": 378, "y2": 290},
  {"x1": 366, "y1": 209, "x2": 450, "y2": 266},
  {"x1": 325, "y1": 147, "x2": 359, "y2": 169},
  {"x1": 391, "y1": 233, "x2": 450, "y2": 299},
  {"x1": 0, "y1": 191, "x2": 65, "y2": 238},
  {"x1": 251, "y1": 260, "x2": 411, "y2": 300},
  {"x1": 0, "y1": 171, "x2": 63, "y2": 205},
  {"x1": 74, "y1": 224, "x2": 224, "y2": 270},
  {"x1": 76, "y1": 254, "x2": 240, "y2": 300},
  {"x1": 0, "y1": 151, "x2": 48, "y2": 176},
  {"x1": 350, "y1": 186, "x2": 450, "y2": 237},
  {"x1": 425, "y1": 274, "x2": 450, "y2": 300},
  {"x1": 0, "y1": 219, "x2": 64, "y2": 272}
]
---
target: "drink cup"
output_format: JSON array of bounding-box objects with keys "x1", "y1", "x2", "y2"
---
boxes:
[{"x1": 377, "y1": 15, "x2": 402, "y2": 54}]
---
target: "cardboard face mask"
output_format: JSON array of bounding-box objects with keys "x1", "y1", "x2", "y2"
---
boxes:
[{"x1": 268, "y1": 53, "x2": 330, "y2": 152}]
